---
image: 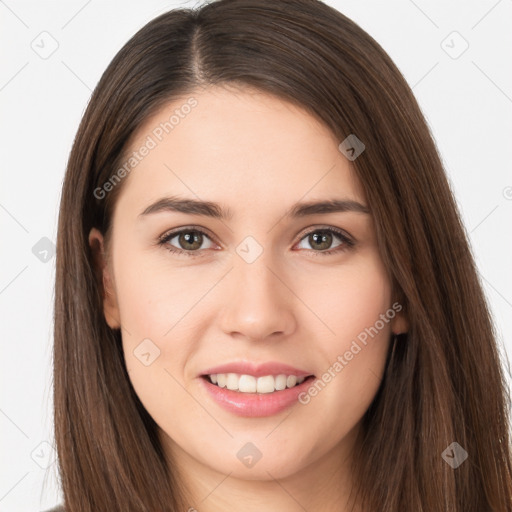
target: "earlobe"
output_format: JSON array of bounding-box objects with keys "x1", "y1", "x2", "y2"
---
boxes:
[{"x1": 88, "y1": 227, "x2": 121, "y2": 330}]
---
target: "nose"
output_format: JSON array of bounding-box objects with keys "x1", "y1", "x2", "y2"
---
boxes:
[{"x1": 217, "y1": 251, "x2": 297, "y2": 343}]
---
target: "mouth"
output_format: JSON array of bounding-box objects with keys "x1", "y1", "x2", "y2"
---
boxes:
[
  {"x1": 199, "y1": 371, "x2": 317, "y2": 417},
  {"x1": 200, "y1": 373, "x2": 316, "y2": 394}
]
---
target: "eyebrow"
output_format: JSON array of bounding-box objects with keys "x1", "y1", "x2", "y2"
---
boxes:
[{"x1": 138, "y1": 196, "x2": 370, "y2": 220}]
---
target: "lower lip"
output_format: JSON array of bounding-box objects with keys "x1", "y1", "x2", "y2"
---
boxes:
[{"x1": 199, "y1": 375, "x2": 316, "y2": 417}]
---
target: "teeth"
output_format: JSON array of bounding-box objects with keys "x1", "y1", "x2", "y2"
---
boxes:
[
  {"x1": 275, "y1": 374, "x2": 287, "y2": 390},
  {"x1": 226, "y1": 373, "x2": 239, "y2": 390},
  {"x1": 208, "y1": 373, "x2": 307, "y2": 393},
  {"x1": 256, "y1": 375, "x2": 274, "y2": 394},
  {"x1": 239, "y1": 374, "x2": 256, "y2": 393},
  {"x1": 217, "y1": 374, "x2": 226, "y2": 388}
]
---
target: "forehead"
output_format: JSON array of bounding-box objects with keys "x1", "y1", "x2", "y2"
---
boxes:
[{"x1": 114, "y1": 85, "x2": 366, "y2": 218}]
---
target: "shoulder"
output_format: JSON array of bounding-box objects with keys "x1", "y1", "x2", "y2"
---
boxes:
[{"x1": 42, "y1": 506, "x2": 65, "y2": 512}]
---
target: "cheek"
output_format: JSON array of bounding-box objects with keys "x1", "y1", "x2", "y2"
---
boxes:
[
  {"x1": 110, "y1": 251, "x2": 195, "y2": 408},
  {"x1": 117, "y1": 266, "x2": 198, "y2": 435},
  {"x1": 299, "y1": 253, "x2": 391, "y2": 341},
  {"x1": 112, "y1": 244, "x2": 209, "y2": 340},
  {"x1": 111, "y1": 246, "x2": 224, "y2": 420},
  {"x1": 297, "y1": 254, "x2": 392, "y2": 416}
]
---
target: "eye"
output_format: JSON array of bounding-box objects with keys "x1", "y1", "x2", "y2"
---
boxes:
[
  {"x1": 157, "y1": 226, "x2": 355, "y2": 258},
  {"x1": 295, "y1": 227, "x2": 354, "y2": 256},
  {"x1": 158, "y1": 227, "x2": 217, "y2": 257}
]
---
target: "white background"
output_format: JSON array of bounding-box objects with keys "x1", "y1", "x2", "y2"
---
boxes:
[{"x1": 1, "y1": 0, "x2": 511, "y2": 510}]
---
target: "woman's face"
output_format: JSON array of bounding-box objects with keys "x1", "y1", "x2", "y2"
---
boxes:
[{"x1": 90, "y1": 85, "x2": 406, "y2": 487}]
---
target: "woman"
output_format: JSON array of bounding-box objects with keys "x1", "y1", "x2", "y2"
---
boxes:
[{"x1": 50, "y1": 0, "x2": 512, "y2": 510}]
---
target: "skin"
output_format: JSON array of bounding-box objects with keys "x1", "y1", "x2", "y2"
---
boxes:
[{"x1": 89, "y1": 85, "x2": 408, "y2": 511}]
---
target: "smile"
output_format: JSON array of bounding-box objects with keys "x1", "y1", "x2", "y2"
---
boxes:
[{"x1": 205, "y1": 373, "x2": 309, "y2": 393}]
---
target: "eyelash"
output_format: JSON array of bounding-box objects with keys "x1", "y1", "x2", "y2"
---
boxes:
[{"x1": 157, "y1": 225, "x2": 355, "y2": 258}]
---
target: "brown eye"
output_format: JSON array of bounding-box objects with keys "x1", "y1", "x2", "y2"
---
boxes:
[
  {"x1": 176, "y1": 231, "x2": 203, "y2": 251},
  {"x1": 159, "y1": 228, "x2": 216, "y2": 257},
  {"x1": 296, "y1": 227, "x2": 354, "y2": 256},
  {"x1": 308, "y1": 231, "x2": 334, "y2": 251}
]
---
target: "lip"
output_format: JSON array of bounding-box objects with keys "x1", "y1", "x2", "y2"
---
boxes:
[
  {"x1": 199, "y1": 361, "x2": 314, "y2": 379},
  {"x1": 199, "y1": 374, "x2": 317, "y2": 417}
]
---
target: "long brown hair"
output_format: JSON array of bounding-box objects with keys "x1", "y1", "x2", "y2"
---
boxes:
[{"x1": 54, "y1": 0, "x2": 512, "y2": 510}]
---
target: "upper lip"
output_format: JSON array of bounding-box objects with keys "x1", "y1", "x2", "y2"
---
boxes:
[{"x1": 200, "y1": 361, "x2": 314, "y2": 378}]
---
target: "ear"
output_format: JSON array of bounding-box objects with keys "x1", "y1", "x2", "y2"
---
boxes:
[
  {"x1": 390, "y1": 306, "x2": 408, "y2": 335},
  {"x1": 88, "y1": 227, "x2": 121, "y2": 329}
]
